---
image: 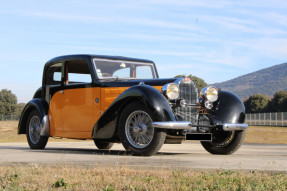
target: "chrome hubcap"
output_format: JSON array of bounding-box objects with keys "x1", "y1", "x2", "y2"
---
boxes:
[
  {"x1": 29, "y1": 116, "x2": 41, "y2": 144},
  {"x1": 125, "y1": 111, "x2": 154, "y2": 148}
]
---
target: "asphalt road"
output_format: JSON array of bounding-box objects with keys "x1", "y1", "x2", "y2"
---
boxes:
[{"x1": 0, "y1": 142, "x2": 286, "y2": 171}]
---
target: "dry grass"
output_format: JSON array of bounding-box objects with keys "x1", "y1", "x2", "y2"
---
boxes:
[
  {"x1": 245, "y1": 126, "x2": 287, "y2": 144},
  {"x1": 0, "y1": 121, "x2": 26, "y2": 143},
  {"x1": 1, "y1": 121, "x2": 287, "y2": 144},
  {"x1": 0, "y1": 164, "x2": 286, "y2": 190},
  {"x1": 0, "y1": 121, "x2": 84, "y2": 143}
]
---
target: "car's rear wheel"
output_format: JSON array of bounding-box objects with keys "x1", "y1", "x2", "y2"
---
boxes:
[
  {"x1": 26, "y1": 110, "x2": 49, "y2": 149},
  {"x1": 94, "y1": 140, "x2": 114, "y2": 150},
  {"x1": 201, "y1": 130, "x2": 246, "y2": 155},
  {"x1": 119, "y1": 101, "x2": 166, "y2": 156}
]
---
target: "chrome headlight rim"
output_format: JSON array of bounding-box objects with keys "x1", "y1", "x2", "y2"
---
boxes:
[
  {"x1": 200, "y1": 86, "x2": 219, "y2": 102},
  {"x1": 162, "y1": 83, "x2": 180, "y2": 100}
]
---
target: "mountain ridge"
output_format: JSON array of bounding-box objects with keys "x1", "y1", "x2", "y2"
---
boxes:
[{"x1": 213, "y1": 62, "x2": 287, "y2": 99}]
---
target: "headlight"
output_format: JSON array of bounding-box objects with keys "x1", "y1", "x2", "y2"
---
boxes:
[
  {"x1": 162, "y1": 83, "x2": 179, "y2": 100},
  {"x1": 200, "y1": 86, "x2": 218, "y2": 102}
]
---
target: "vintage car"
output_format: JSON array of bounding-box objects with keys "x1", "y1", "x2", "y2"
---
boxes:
[{"x1": 18, "y1": 54, "x2": 248, "y2": 156}]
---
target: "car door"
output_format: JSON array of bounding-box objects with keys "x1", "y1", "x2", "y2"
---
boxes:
[
  {"x1": 60, "y1": 59, "x2": 100, "y2": 138},
  {"x1": 46, "y1": 62, "x2": 64, "y2": 135}
]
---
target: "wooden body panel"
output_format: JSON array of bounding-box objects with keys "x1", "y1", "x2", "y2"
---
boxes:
[
  {"x1": 49, "y1": 91, "x2": 64, "y2": 135},
  {"x1": 100, "y1": 86, "x2": 162, "y2": 113},
  {"x1": 49, "y1": 87, "x2": 100, "y2": 139},
  {"x1": 100, "y1": 87, "x2": 129, "y2": 112},
  {"x1": 49, "y1": 86, "x2": 163, "y2": 139},
  {"x1": 61, "y1": 88, "x2": 98, "y2": 132}
]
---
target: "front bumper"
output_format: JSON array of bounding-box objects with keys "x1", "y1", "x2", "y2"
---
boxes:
[
  {"x1": 152, "y1": 121, "x2": 248, "y2": 131},
  {"x1": 222, "y1": 123, "x2": 248, "y2": 131},
  {"x1": 152, "y1": 121, "x2": 192, "y2": 130}
]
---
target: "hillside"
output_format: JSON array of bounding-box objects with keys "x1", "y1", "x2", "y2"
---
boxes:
[{"x1": 214, "y1": 63, "x2": 287, "y2": 99}]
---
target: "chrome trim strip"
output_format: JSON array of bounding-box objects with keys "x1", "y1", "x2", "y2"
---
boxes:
[
  {"x1": 223, "y1": 123, "x2": 248, "y2": 131},
  {"x1": 40, "y1": 115, "x2": 50, "y2": 136},
  {"x1": 152, "y1": 121, "x2": 192, "y2": 130}
]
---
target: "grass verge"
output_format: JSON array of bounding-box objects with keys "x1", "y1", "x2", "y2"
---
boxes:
[
  {"x1": 245, "y1": 126, "x2": 287, "y2": 144},
  {"x1": 0, "y1": 164, "x2": 286, "y2": 190},
  {"x1": 0, "y1": 121, "x2": 84, "y2": 143},
  {"x1": 0, "y1": 121, "x2": 26, "y2": 143}
]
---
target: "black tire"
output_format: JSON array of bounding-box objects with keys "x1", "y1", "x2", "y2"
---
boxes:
[
  {"x1": 201, "y1": 130, "x2": 246, "y2": 155},
  {"x1": 26, "y1": 110, "x2": 48, "y2": 149},
  {"x1": 119, "y1": 101, "x2": 166, "y2": 156},
  {"x1": 94, "y1": 140, "x2": 114, "y2": 150}
]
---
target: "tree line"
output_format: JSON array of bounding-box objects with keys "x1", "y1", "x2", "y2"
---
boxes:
[
  {"x1": 244, "y1": 91, "x2": 287, "y2": 113},
  {"x1": 0, "y1": 89, "x2": 25, "y2": 116}
]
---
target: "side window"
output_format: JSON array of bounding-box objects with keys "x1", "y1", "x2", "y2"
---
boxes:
[
  {"x1": 46, "y1": 63, "x2": 62, "y2": 85},
  {"x1": 136, "y1": 66, "x2": 154, "y2": 79},
  {"x1": 53, "y1": 72, "x2": 61, "y2": 82},
  {"x1": 65, "y1": 60, "x2": 92, "y2": 84}
]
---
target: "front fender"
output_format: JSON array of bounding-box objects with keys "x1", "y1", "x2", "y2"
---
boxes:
[
  {"x1": 18, "y1": 98, "x2": 49, "y2": 134},
  {"x1": 212, "y1": 91, "x2": 246, "y2": 124},
  {"x1": 92, "y1": 85, "x2": 176, "y2": 139}
]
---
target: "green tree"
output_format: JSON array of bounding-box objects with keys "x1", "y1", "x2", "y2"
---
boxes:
[
  {"x1": 269, "y1": 91, "x2": 287, "y2": 112},
  {"x1": 244, "y1": 94, "x2": 270, "y2": 113},
  {"x1": 14, "y1": 103, "x2": 26, "y2": 115},
  {"x1": 175, "y1": 74, "x2": 208, "y2": 91},
  {"x1": 0, "y1": 89, "x2": 18, "y2": 115}
]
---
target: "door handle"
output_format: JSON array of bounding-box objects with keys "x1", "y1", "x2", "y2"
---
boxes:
[{"x1": 60, "y1": 90, "x2": 64, "y2": 94}]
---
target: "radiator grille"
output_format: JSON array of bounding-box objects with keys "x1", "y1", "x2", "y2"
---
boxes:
[{"x1": 175, "y1": 79, "x2": 199, "y2": 125}]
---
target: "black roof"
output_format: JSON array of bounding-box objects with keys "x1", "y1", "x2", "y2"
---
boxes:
[{"x1": 45, "y1": 54, "x2": 154, "y2": 66}]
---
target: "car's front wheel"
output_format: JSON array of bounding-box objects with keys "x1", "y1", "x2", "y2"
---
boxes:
[
  {"x1": 119, "y1": 101, "x2": 166, "y2": 156},
  {"x1": 201, "y1": 130, "x2": 246, "y2": 155},
  {"x1": 26, "y1": 110, "x2": 49, "y2": 149}
]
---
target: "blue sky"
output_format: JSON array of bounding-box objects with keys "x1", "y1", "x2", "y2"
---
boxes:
[{"x1": 1, "y1": 0, "x2": 287, "y2": 103}]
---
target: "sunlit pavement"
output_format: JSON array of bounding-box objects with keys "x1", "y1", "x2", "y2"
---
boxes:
[{"x1": 0, "y1": 142, "x2": 286, "y2": 171}]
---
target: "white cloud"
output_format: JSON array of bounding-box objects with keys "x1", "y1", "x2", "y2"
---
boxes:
[
  {"x1": 56, "y1": 44, "x2": 202, "y2": 57},
  {"x1": 232, "y1": 0, "x2": 287, "y2": 9},
  {"x1": 143, "y1": 0, "x2": 231, "y2": 9},
  {"x1": 197, "y1": 14, "x2": 287, "y2": 36},
  {"x1": 17, "y1": 11, "x2": 204, "y2": 33}
]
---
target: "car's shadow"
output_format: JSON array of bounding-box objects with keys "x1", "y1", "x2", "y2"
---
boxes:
[
  {"x1": 35, "y1": 148, "x2": 189, "y2": 156},
  {"x1": 0, "y1": 145, "x2": 188, "y2": 156},
  {"x1": 43, "y1": 147, "x2": 128, "y2": 156}
]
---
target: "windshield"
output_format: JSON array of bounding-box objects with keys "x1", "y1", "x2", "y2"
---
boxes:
[{"x1": 93, "y1": 59, "x2": 157, "y2": 79}]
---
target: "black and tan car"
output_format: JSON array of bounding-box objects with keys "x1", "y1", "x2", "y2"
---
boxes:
[{"x1": 18, "y1": 54, "x2": 248, "y2": 156}]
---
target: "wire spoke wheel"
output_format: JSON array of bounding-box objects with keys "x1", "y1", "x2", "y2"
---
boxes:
[
  {"x1": 119, "y1": 101, "x2": 166, "y2": 156},
  {"x1": 125, "y1": 111, "x2": 154, "y2": 149},
  {"x1": 26, "y1": 110, "x2": 48, "y2": 149},
  {"x1": 28, "y1": 116, "x2": 41, "y2": 144}
]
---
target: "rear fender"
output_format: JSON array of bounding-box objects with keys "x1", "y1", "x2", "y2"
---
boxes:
[
  {"x1": 92, "y1": 85, "x2": 176, "y2": 139},
  {"x1": 18, "y1": 98, "x2": 49, "y2": 136}
]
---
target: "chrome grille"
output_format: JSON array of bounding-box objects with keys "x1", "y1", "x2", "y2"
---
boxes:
[{"x1": 175, "y1": 79, "x2": 199, "y2": 125}]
